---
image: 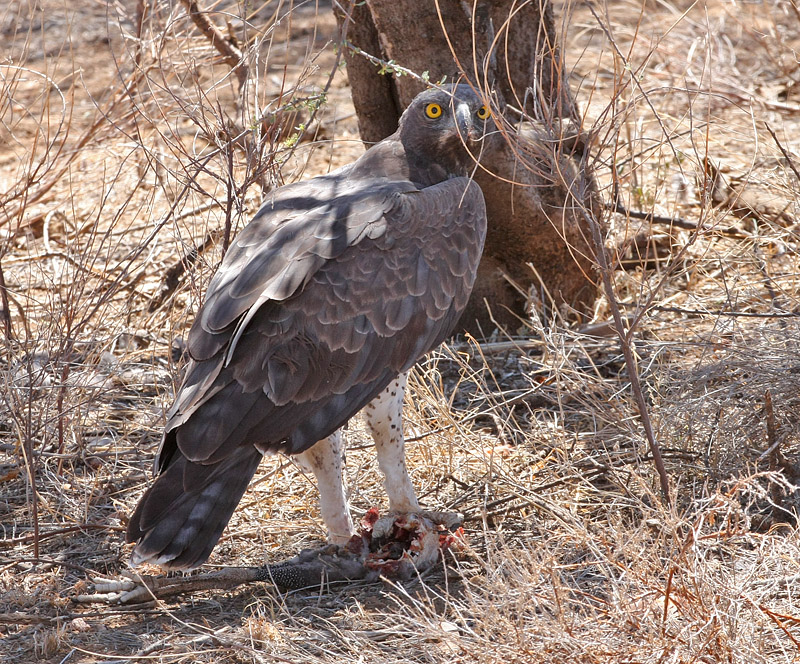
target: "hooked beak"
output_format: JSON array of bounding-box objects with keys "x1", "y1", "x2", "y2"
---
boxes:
[{"x1": 455, "y1": 103, "x2": 481, "y2": 144}]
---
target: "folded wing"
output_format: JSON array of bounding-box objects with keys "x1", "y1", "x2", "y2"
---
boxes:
[{"x1": 127, "y1": 173, "x2": 486, "y2": 569}]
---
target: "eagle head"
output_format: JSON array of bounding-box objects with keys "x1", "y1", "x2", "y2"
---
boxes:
[{"x1": 398, "y1": 83, "x2": 496, "y2": 183}]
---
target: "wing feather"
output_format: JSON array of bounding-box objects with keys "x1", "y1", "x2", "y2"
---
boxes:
[
  {"x1": 161, "y1": 176, "x2": 484, "y2": 468},
  {"x1": 188, "y1": 176, "x2": 407, "y2": 362}
]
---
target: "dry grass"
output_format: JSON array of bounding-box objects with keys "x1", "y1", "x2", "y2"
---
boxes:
[{"x1": 2, "y1": 0, "x2": 800, "y2": 662}]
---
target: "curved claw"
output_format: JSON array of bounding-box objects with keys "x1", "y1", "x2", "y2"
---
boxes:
[{"x1": 416, "y1": 510, "x2": 464, "y2": 531}]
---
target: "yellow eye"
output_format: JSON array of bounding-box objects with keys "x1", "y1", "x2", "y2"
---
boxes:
[
  {"x1": 476, "y1": 105, "x2": 490, "y2": 120},
  {"x1": 425, "y1": 103, "x2": 443, "y2": 119}
]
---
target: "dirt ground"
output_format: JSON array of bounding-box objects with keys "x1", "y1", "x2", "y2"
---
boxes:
[{"x1": 2, "y1": 0, "x2": 800, "y2": 662}]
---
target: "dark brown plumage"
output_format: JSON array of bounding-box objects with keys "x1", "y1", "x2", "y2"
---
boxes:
[{"x1": 127, "y1": 84, "x2": 492, "y2": 570}]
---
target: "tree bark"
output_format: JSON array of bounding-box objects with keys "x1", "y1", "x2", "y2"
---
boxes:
[{"x1": 335, "y1": 0, "x2": 600, "y2": 334}]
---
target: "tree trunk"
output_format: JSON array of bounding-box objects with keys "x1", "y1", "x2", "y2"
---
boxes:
[{"x1": 335, "y1": 0, "x2": 600, "y2": 335}]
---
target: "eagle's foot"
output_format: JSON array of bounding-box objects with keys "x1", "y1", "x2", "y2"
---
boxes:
[{"x1": 358, "y1": 508, "x2": 465, "y2": 577}]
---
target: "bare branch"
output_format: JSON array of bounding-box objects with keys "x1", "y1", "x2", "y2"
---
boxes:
[{"x1": 178, "y1": 0, "x2": 247, "y2": 87}]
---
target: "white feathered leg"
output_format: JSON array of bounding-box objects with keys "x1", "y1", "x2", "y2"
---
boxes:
[
  {"x1": 363, "y1": 373, "x2": 420, "y2": 513},
  {"x1": 364, "y1": 373, "x2": 452, "y2": 572},
  {"x1": 295, "y1": 431, "x2": 355, "y2": 545}
]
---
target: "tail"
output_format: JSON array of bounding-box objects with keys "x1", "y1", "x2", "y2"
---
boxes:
[{"x1": 126, "y1": 445, "x2": 263, "y2": 570}]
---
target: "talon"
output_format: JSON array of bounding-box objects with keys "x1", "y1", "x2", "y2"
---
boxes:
[{"x1": 417, "y1": 510, "x2": 464, "y2": 531}]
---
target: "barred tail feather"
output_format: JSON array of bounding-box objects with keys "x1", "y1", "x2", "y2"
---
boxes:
[{"x1": 126, "y1": 446, "x2": 263, "y2": 570}]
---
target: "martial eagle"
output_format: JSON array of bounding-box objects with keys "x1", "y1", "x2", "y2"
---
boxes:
[{"x1": 127, "y1": 84, "x2": 493, "y2": 570}]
